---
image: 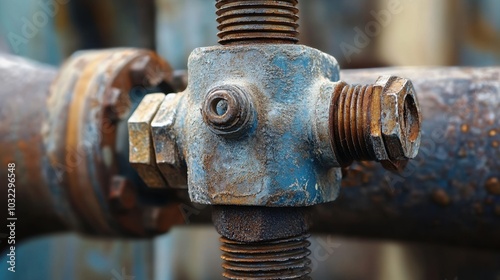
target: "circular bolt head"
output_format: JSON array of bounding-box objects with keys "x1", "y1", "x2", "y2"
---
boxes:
[{"x1": 202, "y1": 85, "x2": 255, "y2": 138}]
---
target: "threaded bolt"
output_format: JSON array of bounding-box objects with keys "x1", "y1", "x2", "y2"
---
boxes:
[
  {"x1": 221, "y1": 234, "x2": 311, "y2": 279},
  {"x1": 216, "y1": 0, "x2": 300, "y2": 45},
  {"x1": 213, "y1": 206, "x2": 311, "y2": 279},
  {"x1": 329, "y1": 76, "x2": 422, "y2": 170}
]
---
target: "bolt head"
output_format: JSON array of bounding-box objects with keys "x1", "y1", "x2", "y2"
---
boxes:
[
  {"x1": 377, "y1": 76, "x2": 421, "y2": 161},
  {"x1": 201, "y1": 85, "x2": 255, "y2": 139},
  {"x1": 151, "y1": 93, "x2": 188, "y2": 188},
  {"x1": 128, "y1": 93, "x2": 169, "y2": 188}
]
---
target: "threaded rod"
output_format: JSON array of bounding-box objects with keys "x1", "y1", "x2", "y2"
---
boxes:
[
  {"x1": 330, "y1": 83, "x2": 377, "y2": 167},
  {"x1": 216, "y1": 0, "x2": 299, "y2": 45},
  {"x1": 220, "y1": 234, "x2": 312, "y2": 279}
]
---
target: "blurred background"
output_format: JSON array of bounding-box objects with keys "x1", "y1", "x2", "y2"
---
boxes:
[
  {"x1": 0, "y1": 0, "x2": 499, "y2": 69},
  {"x1": 0, "y1": 0, "x2": 499, "y2": 279}
]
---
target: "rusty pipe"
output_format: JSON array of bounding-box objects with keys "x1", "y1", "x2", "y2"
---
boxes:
[
  {"x1": 174, "y1": 66, "x2": 500, "y2": 250},
  {"x1": 2, "y1": 52, "x2": 499, "y2": 250},
  {"x1": 0, "y1": 51, "x2": 186, "y2": 245}
]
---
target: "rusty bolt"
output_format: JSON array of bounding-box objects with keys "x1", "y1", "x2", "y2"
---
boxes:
[
  {"x1": 109, "y1": 175, "x2": 136, "y2": 212},
  {"x1": 379, "y1": 76, "x2": 421, "y2": 160},
  {"x1": 216, "y1": 0, "x2": 299, "y2": 45},
  {"x1": 128, "y1": 93, "x2": 169, "y2": 188},
  {"x1": 151, "y1": 93, "x2": 188, "y2": 188},
  {"x1": 202, "y1": 85, "x2": 255, "y2": 138},
  {"x1": 329, "y1": 76, "x2": 421, "y2": 172}
]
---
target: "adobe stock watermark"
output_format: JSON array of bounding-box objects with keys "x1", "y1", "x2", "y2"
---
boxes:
[
  {"x1": 111, "y1": 267, "x2": 135, "y2": 280},
  {"x1": 341, "y1": 0, "x2": 414, "y2": 63},
  {"x1": 7, "y1": 0, "x2": 70, "y2": 54},
  {"x1": 178, "y1": 202, "x2": 208, "y2": 224},
  {"x1": 309, "y1": 235, "x2": 341, "y2": 273}
]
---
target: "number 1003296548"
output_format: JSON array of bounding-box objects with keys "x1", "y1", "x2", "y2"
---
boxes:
[{"x1": 7, "y1": 163, "x2": 15, "y2": 215}]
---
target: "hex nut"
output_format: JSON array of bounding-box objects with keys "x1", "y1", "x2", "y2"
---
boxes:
[
  {"x1": 369, "y1": 77, "x2": 392, "y2": 161},
  {"x1": 151, "y1": 93, "x2": 188, "y2": 188},
  {"x1": 379, "y1": 76, "x2": 421, "y2": 160},
  {"x1": 128, "y1": 93, "x2": 168, "y2": 188}
]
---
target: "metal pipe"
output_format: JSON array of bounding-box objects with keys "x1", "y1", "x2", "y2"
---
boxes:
[
  {"x1": 2, "y1": 52, "x2": 498, "y2": 250},
  {"x1": 312, "y1": 67, "x2": 500, "y2": 249},
  {"x1": 0, "y1": 51, "x2": 186, "y2": 246}
]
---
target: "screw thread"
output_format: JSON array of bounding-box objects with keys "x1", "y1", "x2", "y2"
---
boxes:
[
  {"x1": 330, "y1": 83, "x2": 377, "y2": 166},
  {"x1": 220, "y1": 234, "x2": 312, "y2": 279},
  {"x1": 216, "y1": 0, "x2": 299, "y2": 45}
]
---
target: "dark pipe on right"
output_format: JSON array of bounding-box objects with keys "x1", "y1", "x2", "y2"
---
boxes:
[{"x1": 311, "y1": 67, "x2": 500, "y2": 249}]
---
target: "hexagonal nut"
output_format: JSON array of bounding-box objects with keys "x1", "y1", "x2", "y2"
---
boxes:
[
  {"x1": 377, "y1": 76, "x2": 421, "y2": 161},
  {"x1": 151, "y1": 93, "x2": 188, "y2": 189},
  {"x1": 128, "y1": 93, "x2": 168, "y2": 188},
  {"x1": 368, "y1": 78, "x2": 390, "y2": 161}
]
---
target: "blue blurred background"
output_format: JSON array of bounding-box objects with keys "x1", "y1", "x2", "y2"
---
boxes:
[{"x1": 0, "y1": 0, "x2": 499, "y2": 69}]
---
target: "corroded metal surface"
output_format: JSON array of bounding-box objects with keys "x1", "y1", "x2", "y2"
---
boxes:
[
  {"x1": 212, "y1": 206, "x2": 310, "y2": 243},
  {"x1": 0, "y1": 54, "x2": 67, "y2": 241},
  {"x1": 151, "y1": 93, "x2": 188, "y2": 189},
  {"x1": 311, "y1": 67, "x2": 500, "y2": 249},
  {"x1": 220, "y1": 234, "x2": 311, "y2": 280},
  {"x1": 181, "y1": 44, "x2": 342, "y2": 206},
  {"x1": 45, "y1": 48, "x2": 180, "y2": 236},
  {"x1": 129, "y1": 93, "x2": 168, "y2": 189},
  {"x1": 0, "y1": 50, "x2": 184, "y2": 240},
  {"x1": 214, "y1": 206, "x2": 312, "y2": 280},
  {"x1": 165, "y1": 67, "x2": 500, "y2": 250},
  {"x1": 329, "y1": 76, "x2": 421, "y2": 169},
  {"x1": 216, "y1": 0, "x2": 300, "y2": 45}
]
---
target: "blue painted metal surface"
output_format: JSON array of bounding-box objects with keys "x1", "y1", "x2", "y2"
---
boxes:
[{"x1": 175, "y1": 44, "x2": 343, "y2": 206}]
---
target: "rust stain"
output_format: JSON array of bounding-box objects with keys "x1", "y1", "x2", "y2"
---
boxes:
[
  {"x1": 485, "y1": 177, "x2": 500, "y2": 195},
  {"x1": 431, "y1": 189, "x2": 451, "y2": 206},
  {"x1": 461, "y1": 124, "x2": 470, "y2": 133}
]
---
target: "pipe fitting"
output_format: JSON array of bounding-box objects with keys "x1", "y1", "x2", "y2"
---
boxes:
[
  {"x1": 202, "y1": 85, "x2": 255, "y2": 139},
  {"x1": 329, "y1": 76, "x2": 422, "y2": 170}
]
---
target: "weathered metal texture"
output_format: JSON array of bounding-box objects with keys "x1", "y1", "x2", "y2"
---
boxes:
[
  {"x1": 329, "y1": 76, "x2": 422, "y2": 171},
  {"x1": 0, "y1": 53, "x2": 68, "y2": 241},
  {"x1": 44, "y1": 48, "x2": 185, "y2": 237},
  {"x1": 309, "y1": 67, "x2": 500, "y2": 249},
  {"x1": 212, "y1": 206, "x2": 311, "y2": 242},
  {"x1": 215, "y1": 0, "x2": 300, "y2": 45},
  {"x1": 213, "y1": 206, "x2": 312, "y2": 279},
  {"x1": 129, "y1": 93, "x2": 169, "y2": 188},
  {"x1": 0, "y1": 50, "x2": 185, "y2": 241},
  {"x1": 151, "y1": 93, "x2": 188, "y2": 189},
  {"x1": 128, "y1": 92, "x2": 189, "y2": 190},
  {"x1": 220, "y1": 234, "x2": 312, "y2": 280},
  {"x1": 180, "y1": 44, "x2": 343, "y2": 206}
]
